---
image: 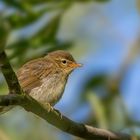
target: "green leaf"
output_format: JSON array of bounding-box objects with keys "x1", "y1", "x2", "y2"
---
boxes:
[{"x1": 87, "y1": 91, "x2": 108, "y2": 129}]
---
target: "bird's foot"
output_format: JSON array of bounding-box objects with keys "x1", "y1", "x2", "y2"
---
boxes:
[
  {"x1": 54, "y1": 108, "x2": 63, "y2": 119},
  {"x1": 45, "y1": 103, "x2": 54, "y2": 112},
  {"x1": 42, "y1": 103, "x2": 62, "y2": 119}
]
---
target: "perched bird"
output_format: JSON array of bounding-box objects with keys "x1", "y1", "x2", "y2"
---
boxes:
[
  {"x1": 17, "y1": 50, "x2": 81, "y2": 107},
  {"x1": 0, "y1": 50, "x2": 81, "y2": 114}
]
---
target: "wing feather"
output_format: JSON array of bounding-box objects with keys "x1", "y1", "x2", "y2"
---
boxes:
[{"x1": 17, "y1": 58, "x2": 53, "y2": 93}]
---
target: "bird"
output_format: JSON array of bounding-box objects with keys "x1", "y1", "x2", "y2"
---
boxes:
[
  {"x1": 0, "y1": 50, "x2": 82, "y2": 114},
  {"x1": 17, "y1": 50, "x2": 82, "y2": 107}
]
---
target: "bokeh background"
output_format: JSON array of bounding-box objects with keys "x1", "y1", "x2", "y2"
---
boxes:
[{"x1": 0, "y1": 0, "x2": 140, "y2": 140}]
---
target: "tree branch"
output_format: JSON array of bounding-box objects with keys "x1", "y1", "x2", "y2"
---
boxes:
[
  {"x1": 0, "y1": 21, "x2": 22, "y2": 94},
  {"x1": 0, "y1": 94, "x2": 131, "y2": 140},
  {"x1": 0, "y1": 51, "x2": 22, "y2": 94}
]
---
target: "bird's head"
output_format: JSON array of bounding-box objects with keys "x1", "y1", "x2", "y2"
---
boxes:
[{"x1": 46, "y1": 50, "x2": 82, "y2": 74}]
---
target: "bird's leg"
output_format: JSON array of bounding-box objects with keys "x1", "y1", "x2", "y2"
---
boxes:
[
  {"x1": 41, "y1": 103, "x2": 62, "y2": 119},
  {"x1": 53, "y1": 108, "x2": 63, "y2": 119},
  {"x1": 42, "y1": 102, "x2": 54, "y2": 112}
]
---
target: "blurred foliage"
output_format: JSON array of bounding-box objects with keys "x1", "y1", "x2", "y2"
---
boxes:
[
  {"x1": 0, "y1": 0, "x2": 109, "y2": 69},
  {"x1": 0, "y1": 0, "x2": 140, "y2": 140},
  {"x1": 0, "y1": 129, "x2": 10, "y2": 140},
  {"x1": 87, "y1": 91, "x2": 108, "y2": 129},
  {"x1": 0, "y1": 21, "x2": 10, "y2": 52},
  {"x1": 137, "y1": 0, "x2": 140, "y2": 12},
  {"x1": 0, "y1": 0, "x2": 109, "y2": 65}
]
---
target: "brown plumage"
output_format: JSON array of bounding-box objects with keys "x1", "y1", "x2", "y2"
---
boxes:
[{"x1": 17, "y1": 50, "x2": 81, "y2": 106}]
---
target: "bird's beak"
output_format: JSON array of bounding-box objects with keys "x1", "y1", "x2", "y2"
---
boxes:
[{"x1": 69, "y1": 62, "x2": 83, "y2": 68}]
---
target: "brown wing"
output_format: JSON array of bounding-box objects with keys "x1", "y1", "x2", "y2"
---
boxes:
[{"x1": 17, "y1": 58, "x2": 53, "y2": 93}]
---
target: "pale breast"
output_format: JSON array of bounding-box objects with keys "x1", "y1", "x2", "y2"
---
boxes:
[{"x1": 29, "y1": 73, "x2": 67, "y2": 106}]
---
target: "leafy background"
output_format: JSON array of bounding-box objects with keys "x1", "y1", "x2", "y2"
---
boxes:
[{"x1": 0, "y1": 0, "x2": 140, "y2": 140}]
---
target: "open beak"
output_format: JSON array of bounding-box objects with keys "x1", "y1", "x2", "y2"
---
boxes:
[{"x1": 69, "y1": 62, "x2": 83, "y2": 68}]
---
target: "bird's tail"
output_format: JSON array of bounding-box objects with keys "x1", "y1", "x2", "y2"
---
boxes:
[{"x1": 0, "y1": 106, "x2": 13, "y2": 115}]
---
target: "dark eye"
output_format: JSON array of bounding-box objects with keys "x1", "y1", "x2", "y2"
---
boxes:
[{"x1": 62, "y1": 60, "x2": 67, "y2": 64}]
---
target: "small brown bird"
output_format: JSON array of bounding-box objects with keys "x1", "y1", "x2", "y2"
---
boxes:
[
  {"x1": 0, "y1": 50, "x2": 81, "y2": 114},
  {"x1": 17, "y1": 50, "x2": 81, "y2": 108}
]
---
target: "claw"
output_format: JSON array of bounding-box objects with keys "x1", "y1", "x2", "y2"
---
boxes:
[
  {"x1": 54, "y1": 109, "x2": 62, "y2": 119},
  {"x1": 42, "y1": 103, "x2": 62, "y2": 119},
  {"x1": 46, "y1": 103, "x2": 54, "y2": 112}
]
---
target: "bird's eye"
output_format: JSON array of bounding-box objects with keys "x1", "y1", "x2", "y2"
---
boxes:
[{"x1": 62, "y1": 59, "x2": 67, "y2": 64}]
